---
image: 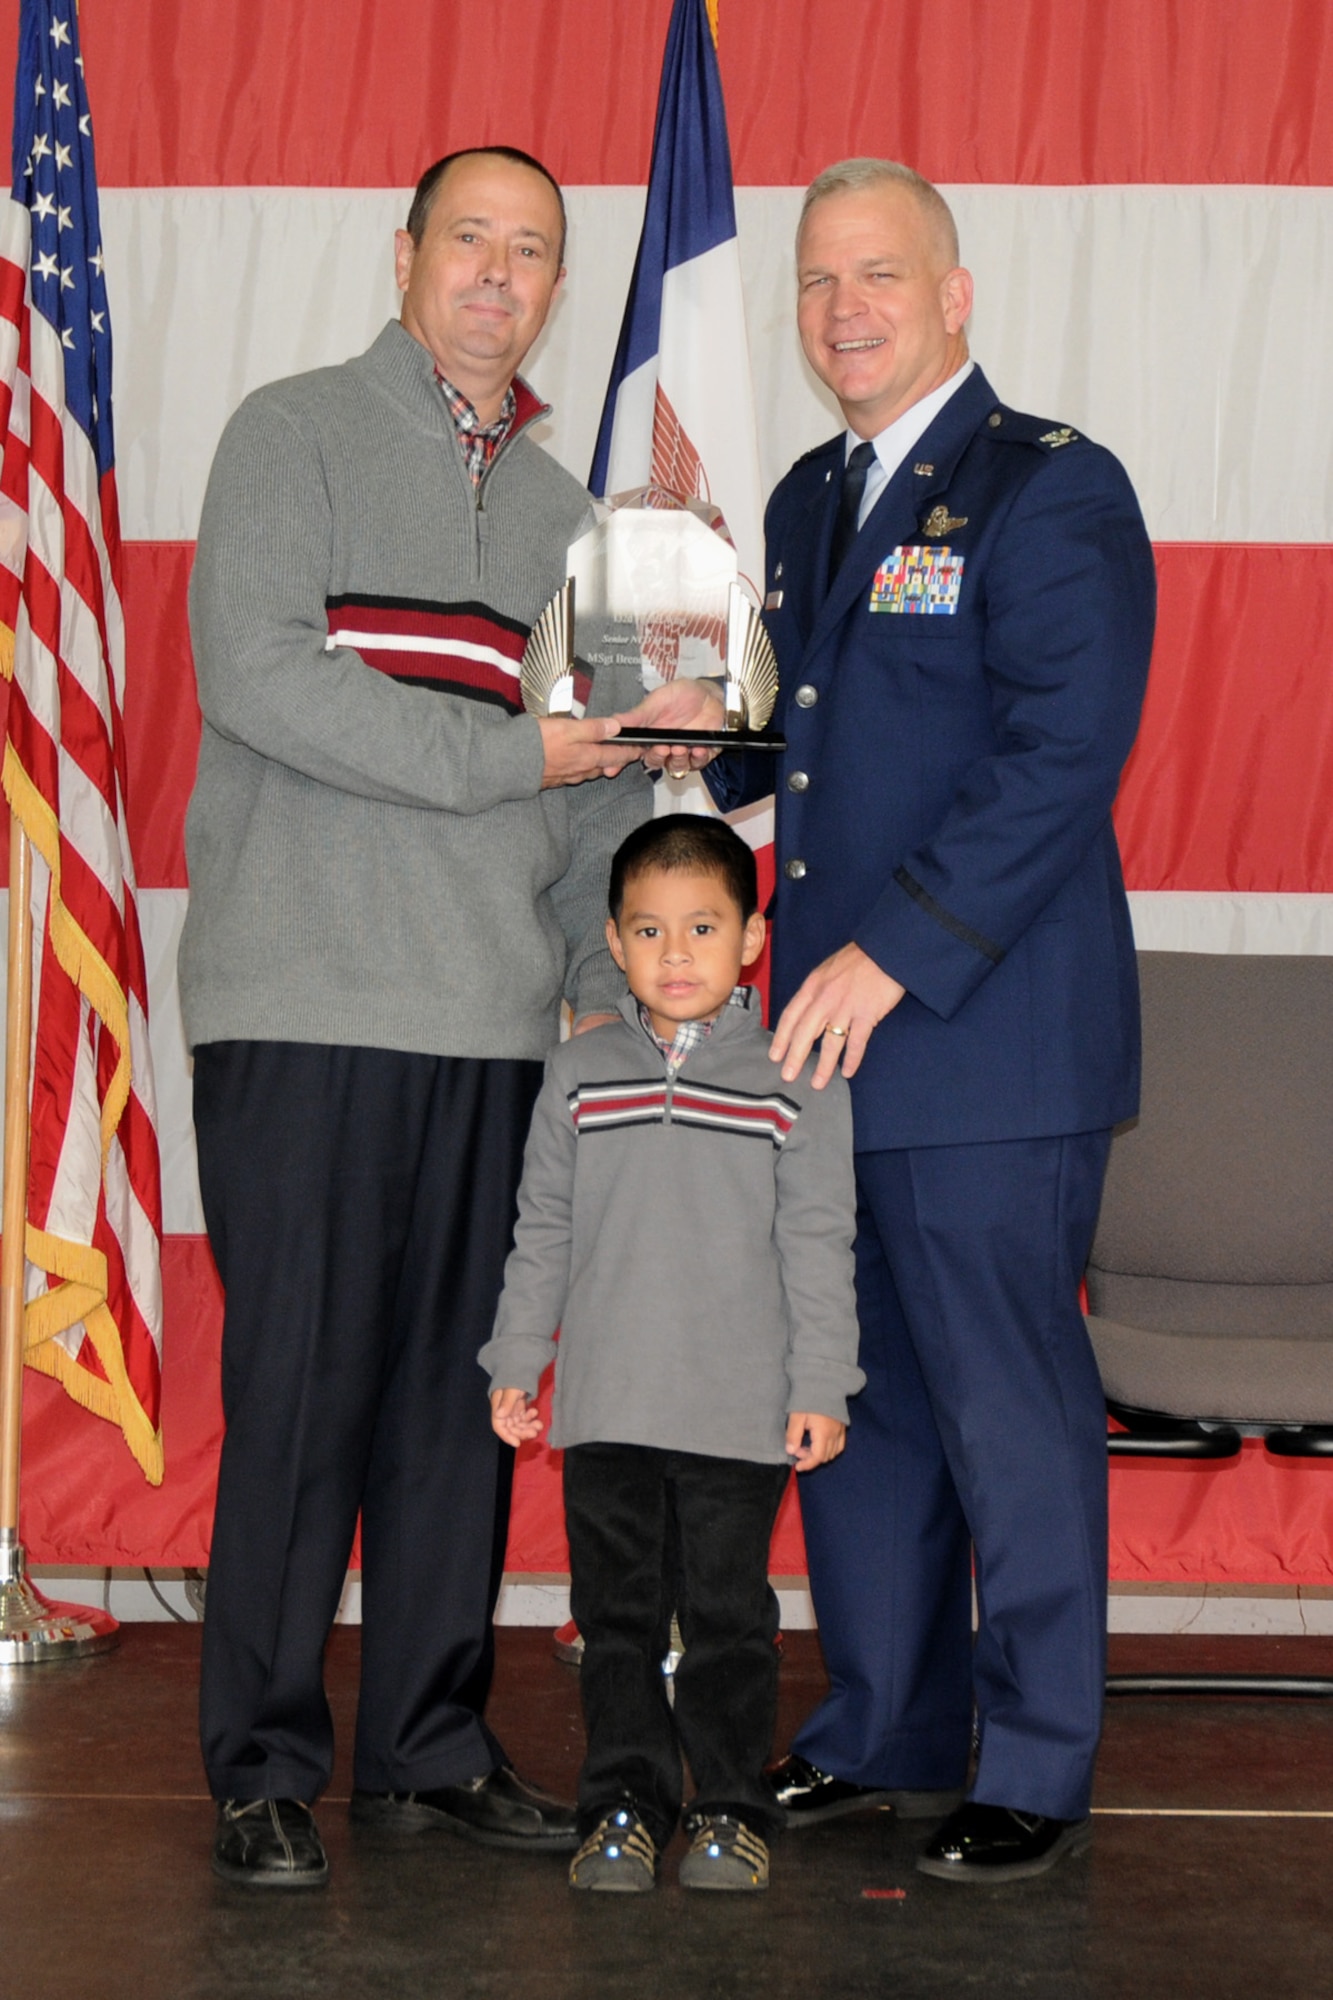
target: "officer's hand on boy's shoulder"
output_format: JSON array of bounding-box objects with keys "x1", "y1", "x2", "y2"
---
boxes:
[
  {"x1": 771, "y1": 943, "x2": 906, "y2": 1087},
  {"x1": 786, "y1": 1412, "x2": 846, "y2": 1472},
  {"x1": 491, "y1": 1387, "x2": 544, "y2": 1448}
]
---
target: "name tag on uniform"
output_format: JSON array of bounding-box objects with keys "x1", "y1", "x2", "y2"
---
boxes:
[{"x1": 869, "y1": 546, "x2": 965, "y2": 615}]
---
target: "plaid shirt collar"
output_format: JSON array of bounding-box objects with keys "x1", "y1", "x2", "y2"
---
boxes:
[
  {"x1": 637, "y1": 986, "x2": 753, "y2": 1073},
  {"x1": 436, "y1": 371, "x2": 518, "y2": 486}
]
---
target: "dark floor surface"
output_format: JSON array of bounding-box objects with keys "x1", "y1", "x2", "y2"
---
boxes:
[{"x1": 3, "y1": 1624, "x2": 1333, "y2": 1999}]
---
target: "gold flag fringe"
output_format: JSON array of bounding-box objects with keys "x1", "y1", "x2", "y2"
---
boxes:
[{"x1": 0, "y1": 629, "x2": 162, "y2": 1484}]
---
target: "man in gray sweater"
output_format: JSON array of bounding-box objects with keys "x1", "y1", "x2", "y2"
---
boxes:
[{"x1": 184, "y1": 147, "x2": 683, "y2": 1890}]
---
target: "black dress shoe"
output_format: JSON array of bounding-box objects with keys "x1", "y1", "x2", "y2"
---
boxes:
[
  {"x1": 212, "y1": 1798, "x2": 329, "y2": 1889},
  {"x1": 916, "y1": 1800, "x2": 1092, "y2": 1883},
  {"x1": 766, "y1": 1753, "x2": 894, "y2": 1827},
  {"x1": 350, "y1": 1765, "x2": 578, "y2": 1852}
]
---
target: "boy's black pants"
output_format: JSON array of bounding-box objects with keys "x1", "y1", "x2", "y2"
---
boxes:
[{"x1": 563, "y1": 1441, "x2": 790, "y2": 1850}]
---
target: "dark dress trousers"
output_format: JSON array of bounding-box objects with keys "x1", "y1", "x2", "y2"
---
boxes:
[
  {"x1": 708, "y1": 366, "x2": 1156, "y2": 1818},
  {"x1": 194, "y1": 1041, "x2": 542, "y2": 1804}
]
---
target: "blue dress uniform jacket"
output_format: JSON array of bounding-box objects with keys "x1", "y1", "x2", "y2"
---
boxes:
[
  {"x1": 707, "y1": 364, "x2": 1156, "y2": 1821},
  {"x1": 709, "y1": 365, "x2": 1156, "y2": 1151}
]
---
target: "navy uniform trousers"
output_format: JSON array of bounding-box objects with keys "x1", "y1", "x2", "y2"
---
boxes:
[
  {"x1": 794, "y1": 1128, "x2": 1113, "y2": 1824},
  {"x1": 193, "y1": 1040, "x2": 542, "y2": 1805}
]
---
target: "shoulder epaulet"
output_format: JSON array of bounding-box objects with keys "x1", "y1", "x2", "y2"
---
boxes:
[
  {"x1": 982, "y1": 406, "x2": 1086, "y2": 452},
  {"x1": 793, "y1": 436, "x2": 841, "y2": 469}
]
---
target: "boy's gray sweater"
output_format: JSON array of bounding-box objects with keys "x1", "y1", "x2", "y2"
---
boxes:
[
  {"x1": 480, "y1": 991, "x2": 864, "y2": 1465},
  {"x1": 180, "y1": 320, "x2": 651, "y2": 1058}
]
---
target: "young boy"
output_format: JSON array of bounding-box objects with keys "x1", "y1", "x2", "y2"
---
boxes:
[{"x1": 479, "y1": 816, "x2": 862, "y2": 1894}]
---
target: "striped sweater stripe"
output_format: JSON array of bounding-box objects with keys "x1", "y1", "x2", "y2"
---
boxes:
[
  {"x1": 567, "y1": 1078, "x2": 800, "y2": 1146},
  {"x1": 326, "y1": 593, "x2": 529, "y2": 710}
]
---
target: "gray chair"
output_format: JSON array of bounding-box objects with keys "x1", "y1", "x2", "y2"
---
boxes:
[{"x1": 1085, "y1": 950, "x2": 1333, "y2": 1696}]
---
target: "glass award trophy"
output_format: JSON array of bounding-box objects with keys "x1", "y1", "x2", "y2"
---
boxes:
[{"x1": 520, "y1": 488, "x2": 785, "y2": 749}]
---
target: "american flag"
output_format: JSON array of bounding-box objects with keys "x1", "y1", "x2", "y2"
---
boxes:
[{"x1": 0, "y1": 0, "x2": 163, "y2": 1483}]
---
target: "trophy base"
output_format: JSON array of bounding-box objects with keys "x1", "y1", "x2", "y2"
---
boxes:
[{"x1": 615, "y1": 727, "x2": 787, "y2": 751}]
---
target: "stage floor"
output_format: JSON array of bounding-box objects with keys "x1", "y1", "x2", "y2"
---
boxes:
[{"x1": 3, "y1": 1625, "x2": 1332, "y2": 1998}]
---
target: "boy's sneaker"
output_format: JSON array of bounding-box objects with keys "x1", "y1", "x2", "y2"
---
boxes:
[
  {"x1": 568, "y1": 1808, "x2": 658, "y2": 1892},
  {"x1": 679, "y1": 1814, "x2": 770, "y2": 1892}
]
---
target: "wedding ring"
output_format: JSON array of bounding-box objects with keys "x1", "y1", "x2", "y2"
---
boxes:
[{"x1": 827, "y1": 1024, "x2": 848, "y2": 1037}]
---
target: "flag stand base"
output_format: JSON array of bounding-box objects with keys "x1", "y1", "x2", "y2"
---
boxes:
[{"x1": 0, "y1": 1531, "x2": 118, "y2": 1664}]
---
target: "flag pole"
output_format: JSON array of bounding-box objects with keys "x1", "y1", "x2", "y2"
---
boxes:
[
  {"x1": 0, "y1": 807, "x2": 117, "y2": 1661},
  {"x1": 0, "y1": 810, "x2": 36, "y2": 1540}
]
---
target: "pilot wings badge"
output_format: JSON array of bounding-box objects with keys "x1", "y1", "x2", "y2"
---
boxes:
[{"x1": 920, "y1": 504, "x2": 968, "y2": 539}]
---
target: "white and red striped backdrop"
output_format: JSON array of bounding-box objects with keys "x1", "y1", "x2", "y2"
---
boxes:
[{"x1": 3, "y1": 0, "x2": 1331, "y2": 1581}]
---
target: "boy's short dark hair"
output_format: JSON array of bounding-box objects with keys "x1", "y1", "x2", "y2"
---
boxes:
[{"x1": 609, "y1": 815, "x2": 760, "y2": 924}]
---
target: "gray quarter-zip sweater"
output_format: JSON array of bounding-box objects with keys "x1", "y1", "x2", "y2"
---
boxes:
[
  {"x1": 480, "y1": 991, "x2": 864, "y2": 1464},
  {"x1": 180, "y1": 320, "x2": 652, "y2": 1058}
]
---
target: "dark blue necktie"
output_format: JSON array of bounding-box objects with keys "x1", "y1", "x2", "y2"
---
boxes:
[{"x1": 828, "y1": 439, "x2": 877, "y2": 587}]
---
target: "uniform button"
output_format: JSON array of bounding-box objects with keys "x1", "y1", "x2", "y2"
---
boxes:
[
  {"x1": 988, "y1": 410, "x2": 1003, "y2": 428},
  {"x1": 784, "y1": 858, "x2": 807, "y2": 881},
  {"x1": 794, "y1": 684, "x2": 818, "y2": 708},
  {"x1": 787, "y1": 770, "x2": 809, "y2": 793}
]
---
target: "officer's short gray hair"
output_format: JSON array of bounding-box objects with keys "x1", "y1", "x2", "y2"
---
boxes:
[{"x1": 798, "y1": 159, "x2": 960, "y2": 269}]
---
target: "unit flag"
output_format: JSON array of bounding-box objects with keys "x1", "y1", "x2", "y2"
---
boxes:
[
  {"x1": 590, "y1": 0, "x2": 765, "y2": 601},
  {"x1": 589, "y1": 0, "x2": 770, "y2": 838}
]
